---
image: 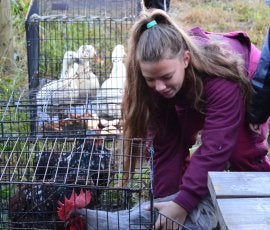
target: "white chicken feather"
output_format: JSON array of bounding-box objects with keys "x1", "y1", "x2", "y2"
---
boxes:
[
  {"x1": 93, "y1": 44, "x2": 126, "y2": 120},
  {"x1": 60, "y1": 51, "x2": 79, "y2": 79},
  {"x1": 36, "y1": 51, "x2": 80, "y2": 113},
  {"x1": 76, "y1": 45, "x2": 100, "y2": 100}
]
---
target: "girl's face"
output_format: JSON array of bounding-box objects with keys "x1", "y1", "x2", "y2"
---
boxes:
[{"x1": 140, "y1": 51, "x2": 191, "y2": 98}]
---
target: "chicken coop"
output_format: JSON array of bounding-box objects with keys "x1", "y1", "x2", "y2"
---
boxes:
[
  {"x1": 18, "y1": 0, "x2": 140, "y2": 137},
  {"x1": 0, "y1": 135, "x2": 186, "y2": 230}
]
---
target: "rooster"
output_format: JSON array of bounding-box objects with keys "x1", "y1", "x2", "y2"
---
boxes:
[
  {"x1": 34, "y1": 139, "x2": 113, "y2": 185},
  {"x1": 9, "y1": 140, "x2": 114, "y2": 229},
  {"x1": 58, "y1": 189, "x2": 92, "y2": 230},
  {"x1": 9, "y1": 184, "x2": 94, "y2": 229}
]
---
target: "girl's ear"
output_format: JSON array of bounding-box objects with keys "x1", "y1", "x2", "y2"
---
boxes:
[{"x1": 183, "y1": 50, "x2": 191, "y2": 68}]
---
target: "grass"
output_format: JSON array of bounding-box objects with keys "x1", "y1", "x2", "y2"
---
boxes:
[{"x1": 171, "y1": 0, "x2": 269, "y2": 47}]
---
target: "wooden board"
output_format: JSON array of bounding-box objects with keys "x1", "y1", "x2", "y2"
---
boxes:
[
  {"x1": 208, "y1": 171, "x2": 270, "y2": 199},
  {"x1": 207, "y1": 172, "x2": 270, "y2": 230},
  {"x1": 216, "y1": 197, "x2": 270, "y2": 230}
]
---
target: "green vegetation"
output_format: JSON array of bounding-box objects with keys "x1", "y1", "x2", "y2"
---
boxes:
[
  {"x1": 37, "y1": 19, "x2": 128, "y2": 79},
  {"x1": 0, "y1": 0, "x2": 30, "y2": 100}
]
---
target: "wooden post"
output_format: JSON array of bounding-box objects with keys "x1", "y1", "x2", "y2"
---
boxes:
[{"x1": 0, "y1": 0, "x2": 14, "y2": 62}]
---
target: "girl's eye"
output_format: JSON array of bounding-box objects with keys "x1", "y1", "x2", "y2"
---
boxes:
[
  {"x1": 162, "y1": 75, "x2": 172, "y2": 81},
  {"x1": 145, "y1": 78, "x2": 154, "y2": 82},
  {"x1": 144, "y1": 75, "x2": 172, "y2": 83}
]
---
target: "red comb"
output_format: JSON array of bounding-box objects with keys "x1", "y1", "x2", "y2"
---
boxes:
[{"x1": 57, "y1": 189, "x2": 91, "y2": 221}]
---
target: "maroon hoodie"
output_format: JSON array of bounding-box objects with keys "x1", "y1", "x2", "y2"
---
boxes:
[{"x1": 148, "y1": 27, "x2": 270, "y2": 213}]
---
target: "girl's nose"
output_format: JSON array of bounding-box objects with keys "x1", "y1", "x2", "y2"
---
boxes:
[{"x1": 155, "y1": 80, "x2": 166, "y2": 92}]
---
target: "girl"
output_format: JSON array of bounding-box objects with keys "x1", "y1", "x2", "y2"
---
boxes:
[{"x1": 122, "y1": 9, "x2": 270, "y2": 229}]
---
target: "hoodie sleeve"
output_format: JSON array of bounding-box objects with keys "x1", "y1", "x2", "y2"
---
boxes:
[{"x1": 173, "y1": 78, "x2": 244, "y2": 213}]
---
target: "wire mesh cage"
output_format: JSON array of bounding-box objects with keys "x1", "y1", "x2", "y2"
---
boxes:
[
  {"x1": 24, "y1": 0, "x2": 138, "y2": 137},
  {"x1": 0, "y1": 1, "x2": 190, "y2": 229},
  {"x1": 0, "y1": 89, "x2": 122, "y2": 138},
  {"x1": 0, "y1": 136, "x2": 156, "y2": 229}
]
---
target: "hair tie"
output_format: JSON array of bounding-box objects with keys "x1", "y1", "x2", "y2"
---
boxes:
[{"x1": 146, "y1": 20, "x2": 157, "y2": 29}]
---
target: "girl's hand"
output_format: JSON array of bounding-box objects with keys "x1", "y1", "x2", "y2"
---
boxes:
[
  {"x1": 249, "y1": 123, "x2": 261, "y2": 135},
  {"x1": 153, "y1": 201, "x2": 187, "y2": 230}
]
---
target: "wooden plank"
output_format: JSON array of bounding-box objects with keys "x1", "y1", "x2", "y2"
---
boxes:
[
  {"x1": 216, "y1": 198, "x2": 270, "y2": 230},
  {"x1": 208, "y1": 171, "x2": 270, "y2": 199}
]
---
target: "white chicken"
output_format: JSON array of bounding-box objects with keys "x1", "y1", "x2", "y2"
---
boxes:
[
  {"x1": 93, "y1": 44, "x2": 126, "y2": 120},
  {"x1": 36, "y1": 51, "x2": 80, "y2": 113},
  {"x1": 76, "y1": 45, "x2": 100, "y2": 101},
  {"x1": 60, "y1": 51, "x2": 79, "y2": 80}
]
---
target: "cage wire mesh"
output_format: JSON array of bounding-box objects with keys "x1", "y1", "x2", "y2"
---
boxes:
[
  {"x1": 23, "y1": 0, "x2": 139, "y2": 137},
  {"x1": 0, "y1": 1, "x2": 188, "y2": 229},
  {"x1": 0, "y1": 136, "x2": 158, "y2": 229},
  {"x1": 0, "y1": 88, "x2": 122, "y2": 138}
]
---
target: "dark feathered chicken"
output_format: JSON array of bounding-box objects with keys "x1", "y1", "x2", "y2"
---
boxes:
[
  {"x1": 9, "y1": 140, "x2": 113, "y2": 229},
  {"x1": 34, "y1": 140, "x2": 113, "y2": 186},
  {"x1": 9, "y1": 184, "x2": 84, "y2": 229}
]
